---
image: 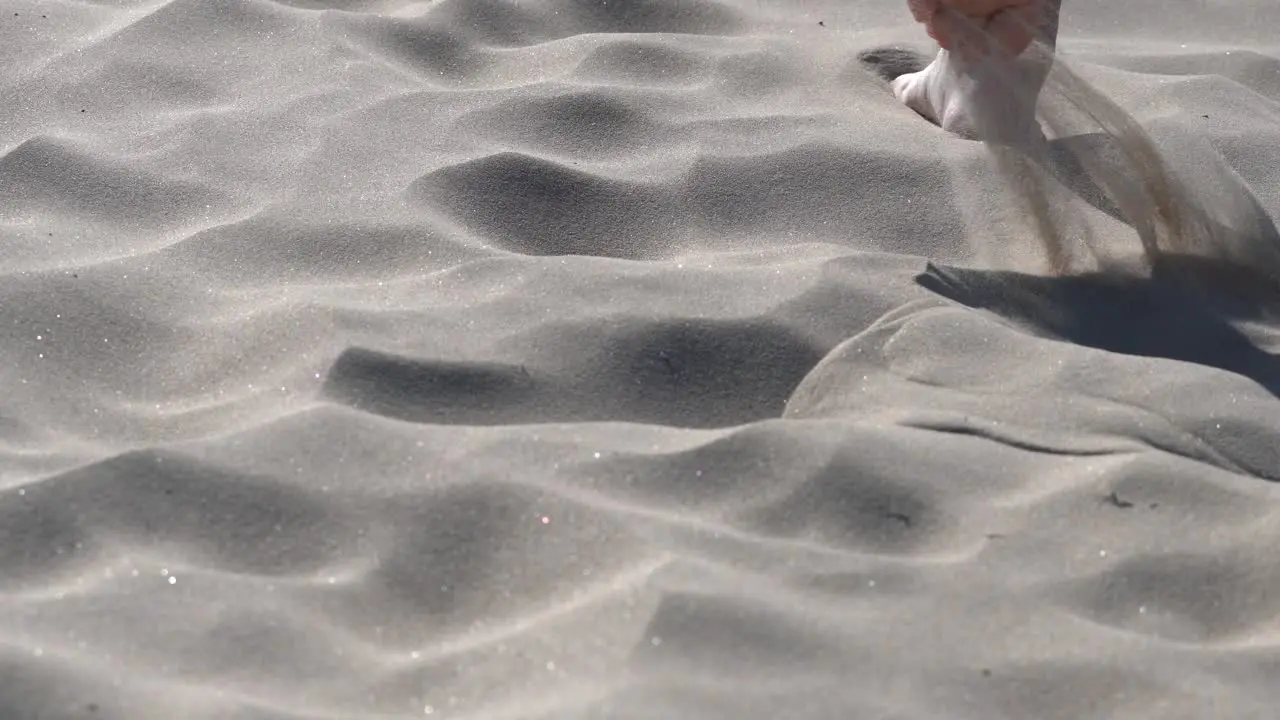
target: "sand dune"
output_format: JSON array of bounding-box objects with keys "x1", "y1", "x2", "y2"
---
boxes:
[{"x1": 3, "y1": 0, "x2": 1280, "y2": 717}]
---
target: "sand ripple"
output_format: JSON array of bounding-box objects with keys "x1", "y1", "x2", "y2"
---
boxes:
[{"x1": 3, "y1": 0, "x2": 1280, "y2": 717}]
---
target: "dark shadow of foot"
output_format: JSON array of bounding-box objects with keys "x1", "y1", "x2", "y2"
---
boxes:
[{"x1": 916, "y1": 255, "x2": 1280, "y2": 398}]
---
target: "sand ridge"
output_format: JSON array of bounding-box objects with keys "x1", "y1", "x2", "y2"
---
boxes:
[{"x1": 3, "y1": 0, "x2": 1280, "y2": 718}]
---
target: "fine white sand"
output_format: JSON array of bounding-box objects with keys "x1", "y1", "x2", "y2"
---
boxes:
[{"x1": 4, "y1": 1, "x2": 1280, "y2": 718}]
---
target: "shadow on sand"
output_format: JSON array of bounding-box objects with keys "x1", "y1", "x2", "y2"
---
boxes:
[{"x1": 916, "y1": 255, "x2": 1280, "y2": 399}]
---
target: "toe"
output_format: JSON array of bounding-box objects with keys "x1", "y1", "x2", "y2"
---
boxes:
[{"x1": 892, "y1": 72, "x2": 941, "y2": 125}]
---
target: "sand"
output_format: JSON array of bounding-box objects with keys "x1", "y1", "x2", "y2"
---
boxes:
[{"x1": 3, "y1": 0, "x2": 1280, "y2": 717}]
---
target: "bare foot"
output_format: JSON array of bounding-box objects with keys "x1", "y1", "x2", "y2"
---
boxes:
[
  {"x1": 893, "y1": 0, "x2": 1062, "y2": 143},
  {"x1": 891, "y1": 46, "x2": 1050, "y2": 144}
]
